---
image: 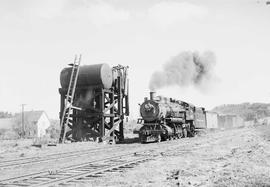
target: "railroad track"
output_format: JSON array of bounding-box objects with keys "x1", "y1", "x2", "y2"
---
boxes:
[
  {"x1": 0, "y1": 136, "x2": 185, "y2": 170},
  {"x1": 0, "y1": 131, "x2": 233, "y2": 186},
  {"x1": 0, "y1": 139, "x2": 187, "y2": 186},
  {"x1": 0, "y1": 146, "x2": 123, "y2": 169},
  {"x1": 0, "y1": 151, "x2": 153, "y2": 187}
]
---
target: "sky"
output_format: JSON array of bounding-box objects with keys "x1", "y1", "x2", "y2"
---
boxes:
[{"x1": 0, "y1": 0, "x2": 270, "y2": 119}]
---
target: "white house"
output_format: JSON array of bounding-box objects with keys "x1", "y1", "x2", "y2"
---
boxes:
[
  {"x1": 0, "y1": 111, "x2": 51, "y2": 138},
  {"x1": 21, "y1": 111, "x2": 51, "y2": 137}
]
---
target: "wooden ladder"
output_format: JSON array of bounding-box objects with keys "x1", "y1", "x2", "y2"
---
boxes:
[{"x1": 59, "y1": 55, "x2": 81, "y2": 143}]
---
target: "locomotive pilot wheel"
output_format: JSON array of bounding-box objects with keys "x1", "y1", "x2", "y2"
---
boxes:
[
  {"x1": 157, "y1": 134, "x2": 161, "y2": 142},
  {"x1": 182, "y1": 128, "x2": 187, "y2": 138}
]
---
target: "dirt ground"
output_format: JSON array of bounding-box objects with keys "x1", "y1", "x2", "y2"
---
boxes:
[
  {"x1": 88, "y1": 125, "x2": 270, "y2": 187},
  {"x1": 0, "y1": 133, "x2": 137, "y2": 160},
  {"x1": 1, "y1": 125, "x2": 270, "y2": 186}
]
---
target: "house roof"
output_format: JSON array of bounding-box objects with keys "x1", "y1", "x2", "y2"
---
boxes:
[
  {"x1": 15, "y1": 111, "x2": 45, "y2": 123},
  {"x1": 0, "y1": 111, "x2": 50, "y2": 130},
  {"x1": 24, "y1": 111, "x2": 44, "y2": 122},
  {"x1": 0, "y1": 118, "x2": 15, "y2": 130}
]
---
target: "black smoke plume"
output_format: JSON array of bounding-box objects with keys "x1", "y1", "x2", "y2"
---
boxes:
[{"x1": 149, "y1": 51, "x2": 217, "y2": 91}]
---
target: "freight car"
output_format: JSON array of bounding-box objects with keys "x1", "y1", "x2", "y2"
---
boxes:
[{"x1": 137, "y1": 92, "x2": 207, "y2": 143}]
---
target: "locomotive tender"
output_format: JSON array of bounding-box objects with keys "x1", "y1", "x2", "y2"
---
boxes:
[{"x1": 138, "y1": 92, "x2": 207, "y2": 143}]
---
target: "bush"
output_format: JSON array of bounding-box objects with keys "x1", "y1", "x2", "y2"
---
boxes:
[
  {"x1": 32, "y1": 136, "x2": 52, "y2": 145},
  {"x1": 0, "y1": 130, "x2": 20, "y2": 140},
  {"x1": 46, "y1": 119, "x2": 60, "y2": 139}
]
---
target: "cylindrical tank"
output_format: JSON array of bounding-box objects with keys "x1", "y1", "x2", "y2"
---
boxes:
[{"x1": 60, "y1": 63, "x2": 113, "y2": 89}]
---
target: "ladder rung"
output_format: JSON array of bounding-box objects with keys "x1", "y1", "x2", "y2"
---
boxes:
[
  {"x1": 64, "y1": 118, "x2": 71, "y2": 122},
  {"x1": 68, "y1": 63, "x2": 79, "y2": 67},
  {"x1": 71, "y1": 106, "x2": 82, "y2": 110}
]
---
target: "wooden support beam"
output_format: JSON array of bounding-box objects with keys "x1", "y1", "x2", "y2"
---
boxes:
[
  {"x1": 103, "y1": 100, "x2": 116, "y2": 113},
  {"x1": 103, "y1": 114, "x2": 115, "y2": 117},
  {"x1": 102, "y1": 120, "x2": 122, "y2": 141},
  {"x1": 104, "y1": 121, "x2": 110, "y2": 129},
  {"x1": 104, "y1": 94, "x2": 111, "y2": 103}
]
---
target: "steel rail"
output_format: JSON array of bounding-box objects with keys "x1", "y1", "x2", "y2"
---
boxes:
[
  {"x1": 0, "y1": 139, "x2": 187, "y2": 186},
  {"x1": 0, "y1": 144, "x2": 125, "y2": 163},
  {"x1": 0, "y1": 146, "x2": 121, "y2": 169},
  {"x1": 0, "y1": 151, "x2": 152, "y2": 186},
  {"x1": 35, "y1": 156, "x2": 151, "y2": 187},
  {"x1": 0, "y1": 134, "x2": 224, "y2": 186},
  {"x1": 0, "y1": 138, "x2": 170, "y2": 170}
]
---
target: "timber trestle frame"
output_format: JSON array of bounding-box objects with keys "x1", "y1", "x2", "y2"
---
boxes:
[{"x1": 59, "y1": 64, "x2": 129, "y2": 143}]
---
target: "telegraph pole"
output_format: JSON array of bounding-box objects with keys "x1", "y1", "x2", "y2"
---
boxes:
[{"x1": 21, "y1": 104, "x2": 26, "y2": 138}]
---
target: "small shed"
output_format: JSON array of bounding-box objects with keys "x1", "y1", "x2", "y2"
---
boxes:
[
  {"x1": 206, "y1": 112, "x2": 218, "y2": 129},
  {"x1": 218, "y1": 114, "x2": 244, "y2": 129}
]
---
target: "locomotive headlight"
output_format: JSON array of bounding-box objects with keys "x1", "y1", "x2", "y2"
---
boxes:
[{"x1": 144, "y1": 103, "x2": 155, "y2": 112}]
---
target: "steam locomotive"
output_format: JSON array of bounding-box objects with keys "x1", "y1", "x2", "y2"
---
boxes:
[{"x1": 138, "y1": 92, "x2": 207, "y2": 143}]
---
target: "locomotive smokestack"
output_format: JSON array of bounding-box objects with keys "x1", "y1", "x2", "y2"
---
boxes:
[{"x1": 150, "y1": 91, "x2": 156, "y2": 100}]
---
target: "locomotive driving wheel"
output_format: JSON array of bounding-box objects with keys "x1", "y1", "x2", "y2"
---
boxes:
[{"x1": 189, "y1": 124, "x2": 196, "y2": 137}]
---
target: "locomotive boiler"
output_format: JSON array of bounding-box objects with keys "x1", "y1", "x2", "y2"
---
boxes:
[{"x1": 138, "y1": 92, "x2": 207, "y2": 143}]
